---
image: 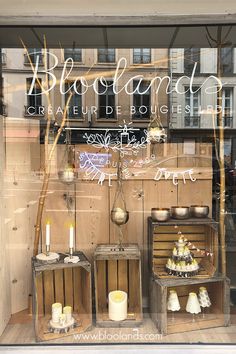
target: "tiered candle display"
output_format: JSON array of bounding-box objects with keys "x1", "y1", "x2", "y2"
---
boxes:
[
  {"x1": 166, "y1": 236, "x2": 199, "y2": 277},
  {"x1": 108, "y1": 290, "x2": 128, "y2": 321}
]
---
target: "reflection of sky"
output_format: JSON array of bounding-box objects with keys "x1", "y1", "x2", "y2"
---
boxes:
[{"x1": 79, "y1": 153, "x2": 111, "y2": 168}]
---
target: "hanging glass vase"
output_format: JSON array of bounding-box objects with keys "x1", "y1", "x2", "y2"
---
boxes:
[{"x1": 110, "y1": 156, "x2": 129, "y2": 249}]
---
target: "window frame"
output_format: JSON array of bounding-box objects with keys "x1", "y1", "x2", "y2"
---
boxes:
[
  {"x1": 133, "y1": 48, "x2": 151, "y2": 64},
  {"x1": 184, "y1": 86, "x2": 201, "y2": 128},
  {"x1": 132, "y1": 79, "x2": 151, "y2": 120},
  {"x1": 97, "y1": 48, "x2": 116, "y2": 64}
]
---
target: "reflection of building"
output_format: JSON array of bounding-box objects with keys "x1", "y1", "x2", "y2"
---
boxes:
[
  {"x1": 169, "y1": 47, "x2": 236, "y2": 165},
  {"x1": 2, "y1": 48, "x2": 47, "y2": 119},
  {"x1": 2, "y1": 48, "x2": 169, "y2": 131}
]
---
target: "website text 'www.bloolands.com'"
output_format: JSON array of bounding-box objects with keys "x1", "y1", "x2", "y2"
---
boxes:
[{"x1": 73, "y1": 329, "x2": 162, "y2": 342}]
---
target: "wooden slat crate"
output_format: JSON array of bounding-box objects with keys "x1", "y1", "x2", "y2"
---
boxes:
[
  {"x1": 150, "y1": 275, "x2": 230, "y2": 335},
  {"x1": 94, "y1": 244, "x2": 143, "y2": 327},
  {"x1": 32, "y1": 252, "x2": 92, "y2": 341},
  {"x1": 148, "y1": 217, "x2": 218, "y2": 278}
]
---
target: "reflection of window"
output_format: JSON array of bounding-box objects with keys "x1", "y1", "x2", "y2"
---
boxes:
[
  {"x1": 24, "y1": 48, "x2": 43, "y2": 65},
  {"x1": 65, "y1": 81, "x2": 82, "y2": 119},
  {"x1": 25, "y1": 78, "x2": 43, "y2": 116},
  {"x1": 184, "y1": 48, "x2": 200, "y2": 73},
  {"x1": 1, "y1": 51, "x2": 6, "y2": 65},
  {"x1": 64, "y1": 49, "x2": 82, "y2": 62},
  {"x1": 185, "y1": 87, "x2": 200, "y2": 127},
  {"x1": 133, "y1": 49, "x2": 151, "y2": 64},
  {"x1": 133, "y1": 80, "x2": 151, "y2": 119},
  {"x1": 220, "y1": 48, "x2": 233, "y2": 74},
  {"x1": 219, "y1": 87, "x2": 233, "y2": 127},
  {"x1": 97, "y1": 49, "x2": 115, "y2": 63},
  {"x1": 98, "y1": 81, "x2": 115, "y2": 119}
]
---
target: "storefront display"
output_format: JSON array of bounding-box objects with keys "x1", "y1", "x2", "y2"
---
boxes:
[{"x1": 1, "y1": 19, "x2": 236, "y2": 348}]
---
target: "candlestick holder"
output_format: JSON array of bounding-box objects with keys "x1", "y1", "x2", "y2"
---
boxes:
[
  {"x1": 46, "y1": 244, "x2": 50, "y2": 257},
  {"x1": 36, "y1": 249, "x2": 60, "y2": 264},
  {"x1": 64, "y1": 248, "x2": 80, "y2": 264}
]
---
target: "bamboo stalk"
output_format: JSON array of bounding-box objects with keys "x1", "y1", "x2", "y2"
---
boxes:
[{"x1": 216, "y1": 27, "x2": 226, "y2": 275}]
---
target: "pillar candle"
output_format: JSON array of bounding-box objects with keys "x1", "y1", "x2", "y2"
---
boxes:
[
  {"x1": 108, "y1": 290, "x2": 127, "y2": 321},
  {"x1": 46, "y1": 221, "x2": 50, "y2": 246},
  {"x1": 52, "y1": 303, "x2": 62, "y2": 323},
  {"x1": 63, "y1": 306, "x2": 72, "y2": 322},
  {"x1": 69, "y1": 224, "x2": 74, "y2": 248}
]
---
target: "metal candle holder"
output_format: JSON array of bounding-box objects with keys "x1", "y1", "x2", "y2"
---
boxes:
[
  {"x1": 64, "y1": 247, "x2": 80, "y2": 264},
  {"x1": 46, "y1": 244, "x2": 50, "y2": 257},
  {"x1": 69, "y1": 247, "x2": 74, "y2": 259}
]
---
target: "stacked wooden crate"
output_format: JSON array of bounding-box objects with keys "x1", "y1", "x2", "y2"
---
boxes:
[
  {"x1": 148, "y1": 217, "x2": 230, "y2": 335},
  {"x1": 32, "y1": 252, "x2": 92, "y2": 341},
  {"x1": 94, "y1": 244, "x2": 143, "y2": 327}
]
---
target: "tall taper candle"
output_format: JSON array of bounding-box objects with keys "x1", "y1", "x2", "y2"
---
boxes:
[
  {"x1": 46, "y1": 221, "x2": 50, "y2": 246},
  {"x1": 69, "y1": 224, "x2": 74, "y2": 249}
]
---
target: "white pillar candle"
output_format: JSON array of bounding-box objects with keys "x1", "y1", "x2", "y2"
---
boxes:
[
  {"x1": 108, "y1": 290, "x2": 127, "y2": 321},
  {"x1": 52, "y1": 302, "x2": 62, "y2": 323},
  {"x1": 63, "y1": 306, "x2": 72, "y2": 322},
  {"x1": 69, "y1": 224, "x2": 74, "y2": 248},
  {"x1": 46, "y1": 221, "x2": 50, "y2": 246}
]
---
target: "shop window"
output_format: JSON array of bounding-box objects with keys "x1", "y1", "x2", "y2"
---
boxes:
[
  {"x1": 98, "y1": 80, "x2": 115, "y2": 119},
  {"x1": 25, "y1": 77, "x2": 43, "y2": 116},
  {"x1": 64, "y1": 48, "x2": 82, "y2": 62},
  {"x1": 185, "y1": 87, "x2": 201, "y2": 127},
  {"x1": 217, "y1": 87, "x2": 233, "y2": 127},
  {"x1": 97, "y1": 48, "x2": 115, "y2": 63},
  {"x1": 220, "y1": 47, "x2": 233, "y2": 74},
  {"x1": 133, "y1": 48, "x2": 151, "y2": 64},
  {"x1": 65, "y1": 81, "x2": 82, "y2": 119},
  {"x1": 24, "y1": 48, "x2": 43, "y2": 65},
  {"x1": 132, "y1": 80, "x2": 151, "y2": 119},
  {"x1": 184, "y1": 48, "x2": 200, "y2": 74}
]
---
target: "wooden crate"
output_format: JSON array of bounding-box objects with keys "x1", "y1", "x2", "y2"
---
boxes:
[
  {"x1": 32, "y1": 252, "x2": 92, "y2": 341},
  {"x1": 148, "y1": 217, "x2": 218, "y2": 278},
  {"x1": 150, "y1": 275, "x2": 230, "y2": 335},
  {"x1": 94, "y1": 244, "x2": 143, "y2": 327}
]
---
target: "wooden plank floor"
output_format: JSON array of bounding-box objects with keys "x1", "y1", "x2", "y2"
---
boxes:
[{"x1": 0, "y1": 310, "x2": 236, "y2": 344}]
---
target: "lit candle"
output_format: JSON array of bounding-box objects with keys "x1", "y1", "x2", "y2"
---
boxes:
[
  {"x1": 108, "y1": 290, "x2": 127, "y2": 321},
  {"x1": 69, "y1": 224, "x2": 74, "y2": 249},
  {"x1": 46, "y1": 221, "x2": 50, "y2": 246}
]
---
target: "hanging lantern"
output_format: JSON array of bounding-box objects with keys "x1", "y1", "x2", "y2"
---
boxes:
[
  {"x1": 58, "y1": 130, "x2": 78, "y2": 185},
  {"x1": 147, "y1": 113, "x2": 167, "y2": 144}
]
